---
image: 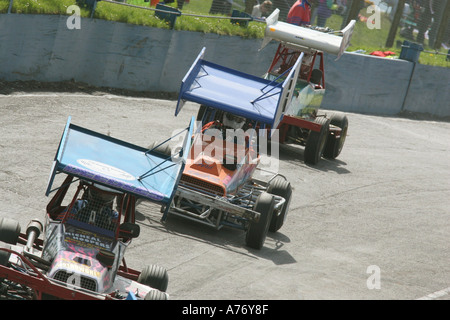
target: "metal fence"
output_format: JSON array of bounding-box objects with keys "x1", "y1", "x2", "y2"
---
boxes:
[
  {"x1": 68, "y1": 0, "x2": 450, "y2": 62},
  {"x1": 173, "y1": 0, "x2": 449, "y2": 53},
  {"x1": 5, "y1": 0, "x2": 448, "y2": 54}
]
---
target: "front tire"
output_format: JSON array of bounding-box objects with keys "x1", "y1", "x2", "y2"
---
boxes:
[
  {"x1": 267, "y1": 177, "x2": 292, "y2": 232},
  {"x1": 245, "y1": 192, "x2": 274, "y2": 250},
  {"x1": 144, "y1": 290, "x2": 168, "y2": 300},
  {"x1": 138, "y1": 265, "x2": 169, "y2": 292},
  {"x1": 323, "y1": 113, "x2": 348, "y2": 159},
  {"x1": 304, "y1": 117, "x2": 330, "y2": 165}
]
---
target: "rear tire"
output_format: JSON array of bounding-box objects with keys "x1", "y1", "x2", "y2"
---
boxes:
[
  {"x1": 0, "y1": 218, "x2": 21, "y2": 245},
  {"x1": 245, "y1": 192, "x2": 274, "y2": 250},
  {"x1": 138, "y1": 265, "x2": 169, "y2": 292},
  {"x1": 144, "y1": 290, "x2": 168, "y2": 300},
  {"x1": 304, "y1": 117, "x2": 330, "y2": 165},
  {"x1": 323, "y1": 113, "x2": 348, "y2": 159},
  {"x1": 197, "y1": 105, "x2": 223, "y2": 123},
  {"x1": 267, "y1": 177, "x2": 292, "y2": 232},
  {"x1": 196, "y1": 105, "x2": 207, "y2": 122}
]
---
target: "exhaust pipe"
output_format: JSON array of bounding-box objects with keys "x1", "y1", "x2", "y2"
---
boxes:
[{"x1": 25, "y1": 219, "x2": 43, "y2": 253}]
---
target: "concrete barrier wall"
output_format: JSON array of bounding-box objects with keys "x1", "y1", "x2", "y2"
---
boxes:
[
  {"x1": 402, "y1": 64, "x2": 450, "y2": 118},
  {"x1": 0, "y1": 14, "x2": 277, "y2": 92},
  {"x1": 321, "y1": 53, "x2": 414, "y2": 115},
  {"x1": 322, "y1": 53, "x2": 450, "y2": 117},
  {"x1": 0, "y1": 14, "x2": 449, "y2": 118}
]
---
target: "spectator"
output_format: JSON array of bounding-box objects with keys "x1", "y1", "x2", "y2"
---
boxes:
[
  {"x1": 252, "y1": 1, "x2": 273, "y2": 19},
  {"x1": 416, "y1": 0, "x2": 432, "y2": 44},
  {"x1": 428, "y1": 0, "x2": 440, "y2": 48},
  {"x1": 444, "y1": 17, "x2": 450, "y2": 60},
  {"x1": 316, "y1": 0, "x2": 333, "y2": 27},
  {"x1": 335, "y1": 0, "x2": 347, "y2": 16},
  {"x1": 400, "y1": 0, "x2": 418, "y2": 40},
  {"x1": 287, "y1": 0, "x2": 312, "y2": 26},
  {"x1": 310, "y1": 0, "x2": 319, "y2": 25},
  {"x1": 268, "y1": 0, "x2": 292, "y2": 20},
  {"x1": 177, "y1": 0, "x2": 187, "y2": 10}
]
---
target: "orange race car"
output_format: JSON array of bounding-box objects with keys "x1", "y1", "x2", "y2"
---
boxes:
[{"x1": 147, "y1": 47, "x2": 298, "y2": 250}]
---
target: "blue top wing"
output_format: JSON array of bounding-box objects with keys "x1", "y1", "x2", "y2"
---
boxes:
[
  {"x1": 46, "y1": 117, "x2": 194, "y2": 205},
  {"x1": 175, "y1": 47, "x2": 303, "y2": 130}
]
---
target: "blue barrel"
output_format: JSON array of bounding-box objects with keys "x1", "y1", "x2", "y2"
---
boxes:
[
  {"x1": 399, "y1": 40, "x2": 423, "y2": 63},
  {"x1": 230, "y1": 10, "x2": 252, "y2": 27},
  {"x1": 155, "y1": 3, "x2": 180, "y2": 29}
]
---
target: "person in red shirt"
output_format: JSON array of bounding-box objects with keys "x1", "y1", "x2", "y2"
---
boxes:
[{"x1": 287, "y1": 0, "x2": 312, "y2": 26}]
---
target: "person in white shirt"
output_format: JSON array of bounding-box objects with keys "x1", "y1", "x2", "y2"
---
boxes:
[{"x1": 252, "y1": 0, "x2": 273, "y2": 19}]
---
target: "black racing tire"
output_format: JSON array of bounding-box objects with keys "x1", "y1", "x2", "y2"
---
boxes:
[
  {"x1": 144, "y1": 290, "x2": 168, "y2": 300},
  {"x1": 138, "y1": 265, "x2": 169, "y2": 292},
  {"x1": 323, "y1": 113, "x2": 349, "y2": 159},
  {"x1": 0, "y1": 218, "x2": 21, "y2": 245},
  {"x1": 267, "y1": 177, "x2": 292, "y2": 232},
  {"x1": 245, "y1": 192, "x2": 275, "y2": 250},
  {"x1": 197, "y1": 105, "x2": 224, "y2": 123},
  {"x1": 196, "y1": 105, "x2": 208, "y2": 122},
  {"x1": 0, "y1": 244, "x2": 11, "y2": 266},
  {"x1": 120, "y1": 193, "x2": 142, "y2": 212},
  {"x1": 304, "y1": 117, "x2": 330, "y2": 165}
]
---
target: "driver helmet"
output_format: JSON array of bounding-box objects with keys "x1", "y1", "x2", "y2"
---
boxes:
[
  {"x1": 88, "y1": 184, "x2": 117, "y2": 206},
  {"x1": 223, "y1": 112, "x2": 245, "y2": 130}
]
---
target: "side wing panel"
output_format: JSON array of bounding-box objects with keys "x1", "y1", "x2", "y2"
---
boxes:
[
  {"x1": 46, "y1": 117, "x2": 195, "y2": 205},
  {"x1": 176, "y1": 48, "x2": 303, "y2": 130}
]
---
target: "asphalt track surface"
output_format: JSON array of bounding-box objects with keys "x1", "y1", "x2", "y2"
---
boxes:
[{"x1": 1, "y1": 91, "x2": 449, "y2": 300}]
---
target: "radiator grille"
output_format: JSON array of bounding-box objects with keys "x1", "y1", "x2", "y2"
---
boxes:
[
  {"x1": 180, "y1": 175, "x2": 225, "y2": 196},
  {"x1": 53, "y1": 270, "x2": 97, "y2": 292}
]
